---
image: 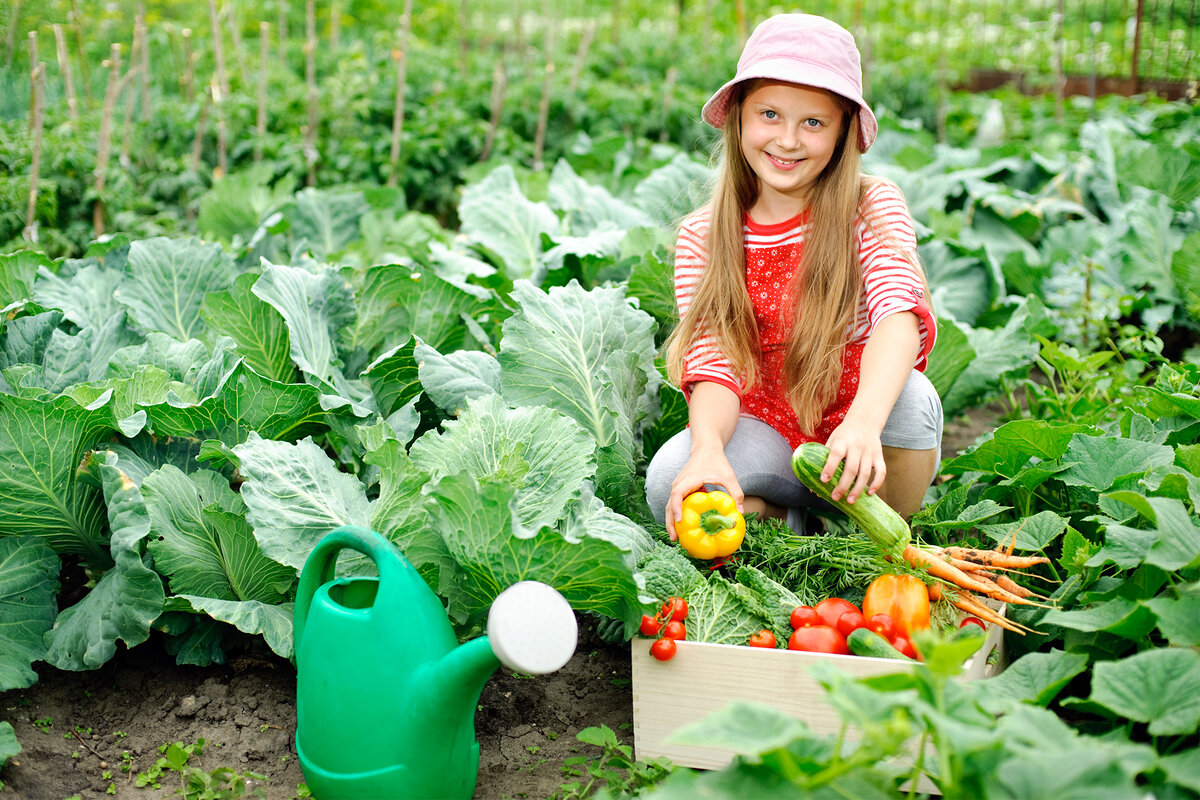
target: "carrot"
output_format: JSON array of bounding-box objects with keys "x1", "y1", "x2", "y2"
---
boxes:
[
  {"x1": 902, "y1": 545, "x2": 1017, "y2": 602},
  {"x1": 961, "y1": 571, "x2": 1052, "y2": 609},
  {"x1": 927, "y1": 581, "x2": 944, "y2": 602},
  {"x1": 993, "y1": 573, "x2": 1049, "y2": 601},
  {"x1": 939, "y1": 547, "x2": 1050, "y2": 569},
  {"x1": 950, "y1": 591, "x2": 1035, "y2": 635}
]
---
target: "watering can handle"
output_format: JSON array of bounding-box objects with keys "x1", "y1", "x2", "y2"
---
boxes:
[{"x1": 293, "y1": 525, "x2": 401, "y2": 654}]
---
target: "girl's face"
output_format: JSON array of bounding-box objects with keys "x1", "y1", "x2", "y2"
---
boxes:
[{"x1": 739, "y1": 81, "x2": 846, "y2": 221}]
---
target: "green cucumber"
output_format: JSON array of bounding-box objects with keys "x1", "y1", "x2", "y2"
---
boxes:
[
  {"x1": 846, "y1": 627, "x2": 913, "y2": 660},
  {"x1": 791, "y1": 442, "x2": 911, "y2": 559}
]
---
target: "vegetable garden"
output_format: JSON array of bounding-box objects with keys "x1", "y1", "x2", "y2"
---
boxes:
[{"x1": 1, "y1": 1, "x2": 1199, "y2": 798}]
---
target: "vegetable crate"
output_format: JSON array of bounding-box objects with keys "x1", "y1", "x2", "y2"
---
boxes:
[{"x1": 631, "y1": 613, "x2": 1006, "y2": 772}]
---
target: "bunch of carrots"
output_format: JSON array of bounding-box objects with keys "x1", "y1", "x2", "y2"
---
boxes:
[{"x1": 901, "y1": 533, "x2": 1054, "y2": 635}]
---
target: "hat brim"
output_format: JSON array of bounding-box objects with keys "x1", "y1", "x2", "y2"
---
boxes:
[{"x1": 701, "y1": 57, "x2": 878, "y2": 152}]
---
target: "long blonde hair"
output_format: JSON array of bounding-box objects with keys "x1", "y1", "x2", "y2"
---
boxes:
[{"x1": 666, "y1": 82, "x2": 914, "y2": 435}]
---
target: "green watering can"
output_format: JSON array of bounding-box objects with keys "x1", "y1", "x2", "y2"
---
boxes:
[{"x1": 293, "y1": 526, "x2": 578, "y2": 800}]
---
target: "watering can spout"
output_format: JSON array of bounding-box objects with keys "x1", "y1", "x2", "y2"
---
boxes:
[{"x1": 414, "y1": 635, "x2": 502, "y2": 725}]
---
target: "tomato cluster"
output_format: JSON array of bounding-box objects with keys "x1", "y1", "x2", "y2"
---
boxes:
[
  {"x1": 641, "y1": 597, "x2": 689, "y2": 661},
  {"x1": 787, "y1": 597, "x2": 920, "y2": 659}
]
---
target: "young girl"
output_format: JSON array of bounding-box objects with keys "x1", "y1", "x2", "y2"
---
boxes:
[{"x1": 646, "y1": 13, "x2": 943, "y2": 540}]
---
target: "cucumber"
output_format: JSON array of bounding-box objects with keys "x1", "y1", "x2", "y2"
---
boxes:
[
  {"x1": 791, "y1": 442, "x2": 911, "y2": 559},
  {"x1": 846, "y1": 627, "x2": 913, "y2": 660}
]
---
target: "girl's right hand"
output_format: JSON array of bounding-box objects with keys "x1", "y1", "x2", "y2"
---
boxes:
[{"x1": 665, "y1": 451, "x2": 743, "y2": 541}]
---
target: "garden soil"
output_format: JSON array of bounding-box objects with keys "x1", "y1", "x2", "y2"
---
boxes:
[{"x1": 0, "y1": 410, "x2": 999, "y2": 800}]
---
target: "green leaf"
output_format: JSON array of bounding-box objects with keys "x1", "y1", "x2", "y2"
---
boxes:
[
  {"x1": 925, "y1": 317, "x2": 975, "y2": 404},
  {"x1": 415, "y1": 341, "x2": 500, "y2": 415},
  {"x1": 1059, "y1": 527, "x2": 1099, "y2": 574},
  {"x1": 0, "y1": 392, "x2": 117, "y2": 565},
  {"x1": 1146, "y1": 593, "x2": 1200, "y2": 646},
  {"x1": 942, "y1": 418, "x2": 1090, "y2": 478},
  {"x1": 362, "y1": 432, "x2": 431, "y2": 552},
  {"x1": 0, "y1": 720, "x2": 19, "y2": 783},
  {"x1": 458, "y1": 165, "x2": 558, "y2": 281},
  {"x1": 117, "y1": 237, "x2": 236, "y2": 341},
  {"x1": 1088, "y1": 647, "x2": 1200, "y2": 736},
  {"x1": 0, "y1": 538, "x2": 59, "y2": 691},
  {"x1": 636, "y1": 542, "x2": 705, "y2": 605},
  {"x1": 287, "y1": 187, "x2": 369, "y2": 260},
  {"x1": 979, "y1": 649, "x2": 1089, "y2": 708},
  {"x1": 1040, "y1": 597, "x2": 1156, "y2": 639},
  {"x1": 252, "y1": 262, "x2": 356, "y2": 385},
  {"x1": 669, "y1": 701, "x2": 811, "y2": 756},
  {"x1": 548, "y1": 159, "x2": 654, "y2": 234},
  {"x1": 42, "y1": 452, "x2": 166, "y2": 670},
  {"x1": 362, "y1": 338, "x2": 421, "y2": 418},
  {"x1": 233, "y1": 433, "x2": 373, "y2": 573},
  {"x1": 142, "y1": 360, "x2": 334, "y2": 445},
  {"x1": 409, "y1": 393, "x2": 595, "y2": 533},
  {"x1": 632, "y1": 152, "x2": 709, "y2": 226},
  {"x1": 1159, "y1": 748, "x2": 1200, "y2": 794},
  {"x1": 1099, "y1": 494, "x2": 1200, "y2": 571},
  {"x1": 425, "y1": 472, "x2": 645, "y2": 628},
  {"x1": 0, "y1": 250, "x2": 49, "y2": 306},
  {"x1": 196, "y1": 164, "x2": 294, "y2": 243},
  {"x1": 980, "y1": 510, "x2": 1068, "y2": 551},
  {"x1": 34, "y1": 259, "x2": 125, "y2": 331},
  {"x1": 684, "y1": 573, "x2": 771, "y2": 646},
  {"x1": 1060, "y1": 435, "x2": 1176, "y2": 492},
  {"x1": 143, "y1": 465, "x2": 293, "y2": 603},
  {"x1": 200, "y1": 272, "x2": 294, "y2": 383},
  {"x1": 173, "y1": 595, "x2": 294, "y2": 659}
]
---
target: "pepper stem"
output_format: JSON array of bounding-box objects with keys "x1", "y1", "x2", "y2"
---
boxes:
[{"x1": 699, "y1": 510, "x2": 739, "y2": 533}]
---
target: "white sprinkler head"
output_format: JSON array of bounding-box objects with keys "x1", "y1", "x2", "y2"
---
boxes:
[{"x1": 487, "y1": 581, "x2": 578, "y2": 675}]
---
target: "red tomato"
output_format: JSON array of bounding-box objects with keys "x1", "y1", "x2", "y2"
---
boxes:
[
  {"x1": 787, "y1": 625, "x2": 850, "y2": 655},
  {"x1": 892, "y1": 635, "x2": 919, "y2": 660},
  {"x1": 662, "y1": 620, "x2": 687, "y2": 641},
  {"x1": 790, "y1": 605, "x2": 820, "y2": 630},
  {"x1": 960, "y1": 616, "x2": 986, "y2": 631},
  {"x1": 639, "y1": 614, "x2": 661, "y2": 637},
  {"x1": 661, "y1": 597, "x2": 689, "y2": 622},
  {"x1": 650, "y1": 638, "x2": 677, "y2": 661},
  {"x1": 867, "y1": 613, "x2": 896, "y2": 642},
  {"x1": 748, "y1": 629, "x2": 777, "y2": 648},
  {"x1": 814, "y1": 597, "x2": 860, "y2": 630},
  {"x1": 835, "y1": 610, "x2": 867, "y2": 638}
]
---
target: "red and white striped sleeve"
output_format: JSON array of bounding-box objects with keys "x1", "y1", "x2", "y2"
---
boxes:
[
  {"x1": 855, "y1": 180, "x2": 936, "y2": 370},
  {"x1": 674, "y1": 211, "x2": 742, "y2": 398}
]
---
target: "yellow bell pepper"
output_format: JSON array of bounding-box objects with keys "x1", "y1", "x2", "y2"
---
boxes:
[{"x1": 676, "y1": 487, "x2": 745, "y2": 560}]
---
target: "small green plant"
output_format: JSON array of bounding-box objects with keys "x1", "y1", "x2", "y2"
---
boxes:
[
  {"x1": 133, "y1": 739, "x2": 267, "y2": 799},
  {"x1": 114, "y1": 731, "x2": 128, "y2": 739},
  {"x1": 555, "y1": 725, "x2": 673, "y2": 799},
  {"x1": 120, "y1": 750, "x2": 134, "y2": 773},
  {"x1": 33, "y1": 717, "x2": 52, "y2": 734}
]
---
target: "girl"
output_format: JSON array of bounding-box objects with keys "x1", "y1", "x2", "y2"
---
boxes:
[{"x1": 646, "y1": 13, "x2": 943, "y2": 540}]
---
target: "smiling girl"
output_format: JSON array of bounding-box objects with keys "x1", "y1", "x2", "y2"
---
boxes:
[{"x1": 646, "y1": 14, "x2": 943, "y2": 540}]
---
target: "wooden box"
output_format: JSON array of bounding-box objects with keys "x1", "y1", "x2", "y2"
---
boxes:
[{"x1": 631, "y1": 617, "x2": 1006, "y2": 771}]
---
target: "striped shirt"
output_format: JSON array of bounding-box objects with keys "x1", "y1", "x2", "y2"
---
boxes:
[{"x1": 676, "y1": 178, "x2": 935, "y2": 448}]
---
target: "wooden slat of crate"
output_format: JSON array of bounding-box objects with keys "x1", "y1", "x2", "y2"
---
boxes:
[{"x1": 632, "y1": 614, "x2": 1005, "y2": 771}]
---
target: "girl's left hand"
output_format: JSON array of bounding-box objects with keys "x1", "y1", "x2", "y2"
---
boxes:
[{"x1": 820, "y1": 422, "x2": 886, "y2": 505}]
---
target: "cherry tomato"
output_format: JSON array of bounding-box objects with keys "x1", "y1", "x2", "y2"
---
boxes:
[
  {"x1": 662, "y1": 620, "x2": 687, "y2": 641},
  {"x1": 790, "y1": 605, "x2": 820, "y2": 630},
  {"x1": 835, "y1": 610, "x2": 867, "y2": 638},
  {"x1": 960, "y1": 616, "x2": 986, "y2": 631},
  {"x1": 867, "y1": 613, "x2": 897, "y2": 642},
  {"x1": 787, "y1": 624, "x2": 850, "y2": 655},
  {"x1": 639, "y1": 614, "x2": 662, "y2": 637},
  {"x1": 892, "y1": 635, "x2": 919, "y2": 660},
  {"x1": 650, "y1": 638, "x2": 677, "y2": 661},
  {"x1": 661, "y1": 597, "x2": 689, "y2": 623},
  {"x1": 748, "y1": 629, "x2": 777, "y2": 648},
  {"x1": 814, "y1": 597, "x2": 860, "y2": 630}
]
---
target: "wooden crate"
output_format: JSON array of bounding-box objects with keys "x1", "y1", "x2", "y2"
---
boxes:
[{"x1": 631, "y1": 617, "x2": 1006, "y2": 771}]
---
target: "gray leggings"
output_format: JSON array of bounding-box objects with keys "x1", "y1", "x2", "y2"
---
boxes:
[{"x1": 644, "y1": 370, "x2": 943, "y2": 524}]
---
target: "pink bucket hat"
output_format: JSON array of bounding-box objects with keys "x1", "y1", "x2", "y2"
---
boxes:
[{"x1": 701, "y1": 14, "x2": 878, "y2": 152}]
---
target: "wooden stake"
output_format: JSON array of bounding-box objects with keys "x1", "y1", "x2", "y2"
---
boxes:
[
  {"x1": 481, "y1": 57, "x2": 507, "y2": 162},
  {"x1": 181, "y1": 28, "x2": 195, "y2": 102},
  {"x1": 255, "y1": 22, "x2": 269, "y2": 162},
  {"x1": 27, "y1": 32, "x2": 37, "y2": 128},
  {"x1": 209, "y1": 0, "x2": 229, "y2": 95},
  {"x1": 53, "y1": 24, "x2": 78, "y2": 121},
  {"x1": 212, "y1": 78, "x2": 228, "y2": 178},
  {"x1": 386, "y1": 0, "x2": 414, "y2": 188},
  {"x1": 69, "y1": 0, "x2": 91, "y2": 103},
  {"x1": 25, "y1": 63, "x2": 45, "y2": 243},
  {"x1": 137, "y1": 5, "x2": 150, "y2": 119},
  {"x1": 4, "y1": 0, "x2": 21, "y2": 69},
  {"x1": 95, "y1": 44, "x2": 124, "y2": 236},
  {"x1": 734, "y1": 0, "x2": 747, "y2": 45},
  {"x1": 304, "y1": 0, "x2": 318, "y2": 186},
  {"x1": 568, "y1": 20, "x2": 595, "y2": 93}
]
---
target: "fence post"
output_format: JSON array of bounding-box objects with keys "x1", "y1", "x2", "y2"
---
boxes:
[
  {"x1": 25, "y1": 62, "x2": 45, "y2": 243},
  {"x1": 53, "y1": 24, "x2": 79, "y2": 121},
  {"x1": 387, "y1": 0, "x2": 414, "y2": 188},
  {"x1": 1130, "y1": 0, "x2": 1146, "y2": 93}
]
